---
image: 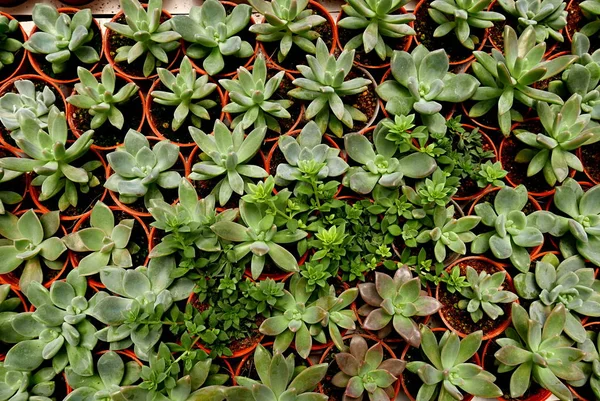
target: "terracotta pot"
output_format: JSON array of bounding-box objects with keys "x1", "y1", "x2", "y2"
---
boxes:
[
  {"x1": 336, "y1": 6, "x2": 412, "y2": 70},
  {"x1": 437, "y1": 256, "x2": 516, "y2": 341},
  {"x1": 66, "y1": 72, "x2": 146, "y2": 152},
  {"x1": 0, "y1": 12, "x2": 27, "y2": 89},
  {"x1": 0, "y1": 145, "x2": 29, "y2": 214},
  {"x1": 183, "y1": 1, "x2": 259, "y2": 79},
  {"x1": 28, "y1": 8, "x2": 103, "y2": 85},
  {"x1": 29, "y1": 148, "x2": 109, "y2": 223},
  {"x1": 0, "y1": 74, "x2": 67, "y2": 156},
  {"x1": 146, "y1": 72, "x2": 227, "y2": 147},
  {"x1": 104, "y1": 7, "x2": 182, "y2": 81}
]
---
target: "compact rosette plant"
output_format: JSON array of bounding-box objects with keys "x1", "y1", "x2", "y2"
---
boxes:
[
  {"x1": 497, "y1": 0, "x2": 567, "y2": 43},
  {"x1": 0, "y1": 15, "x2": 22, "y2": 72},
  {"x1": 0, "y1": 80, "x2": 56, "y2": 139}
]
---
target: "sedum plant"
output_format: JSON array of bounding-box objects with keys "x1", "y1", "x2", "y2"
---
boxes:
[
  {"x1": 406, "y1": 327, "x2": 502, "y2": 401},
  {"x1": 476, "y1": 161, "x2": 507, "y2": 188},
  {"x1": 24, "y1": 4, "x2": 100, "y2": 74},
  {"x1": 471, "y1": 185, "x2": 544, "y2": 272},
  {"x1": 337, "y1": 0, "x2": 416, "y2": 61},
  {"x1": 357, "y1": 266, "x2": 442, "y2": 346},
  {"x1": 0, "y1": 364, "x2": 57, "y2": 401},
  {"x1": 377, "y1": 45, "x2": 479, "y2": 135},
  {"x1": 230, "y1": 344, "x2": 328, "y2": 401},
  {"x1": 429, "y1": 0, "x2": 505, "y2": 49},
  {"x1": 188, "y1": 120, "x2": 267, "y2": 206},
  {"x1": 0, "y1": 80, "x2": 56, "y2": 139},
  {"x1": 497, "y1": 0, "x2": 567, "y2": 43},
  {"x1": 248, "y1": 0, "x2": 327, "y2": 63},
  {"x1": 171, "y1": 0, "x2": 253, "y2": 76},
  {"x1": 514, "y1": 253, "x2": 600, "y2": 343},
  {"x1": 63, "y1": 201, "x2": 136, "y2": 276},
  {"x1": 457, "y1": 266, "x2": 518, "y2": 322},
  {"x1": 0, "y1": 15, "x2": 22, "y2": 72},
  {"x1": 0, "y1": 210, "x2": 66, "y2": 291},
  {"x1": 468, "y1": 25, "x2": 577, "y2": 136},
  {"x1": 331, "y1": 335, "x2": 406, "y2": 401},
  {"x1": 514, "y1": 94, "x2": 600, "y2": 186},
  {"x1": 220, "y1": 54, "x2": 292, "y2": 133},
  {"x1": 151, "y1": 56, "x2": 218, "y2": 132},
  {"x1": 288, "y1": 38, "x2": 372, "y2": 137},
  {"x1": 106, "y1": 0, "x2": 181, "y2": 78},
  {"x1": 494, "y1": 303, "x2": 586, "y2": 401},
  {"x1": 105, "y1": 129, "x2": 181, "y2": 209},
  {"x1": 67, "y1": 65, "x2": 139, "y2": 130}
]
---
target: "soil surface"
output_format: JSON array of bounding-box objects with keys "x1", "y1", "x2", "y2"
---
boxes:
[{"x1": 581, "y1": 141, "x2": 600, "y2": 183}]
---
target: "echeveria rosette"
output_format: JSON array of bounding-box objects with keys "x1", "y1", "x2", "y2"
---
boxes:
[
  {"x1": 494, "y1": 303, "x2": 586, "y2": 401},
  {"x1": 0, "y1": 15, "x2": 22, "y2": 72},
  {"x1": 376, "y1": 45, "x2": 479, "y2": 135},
  {"x1": 471, "y1": 185, "x2": 544, "y2": 272},
  {"x1": 331, "y1": 335, "x2": 406, "y2": 401},
  {"x1": 357, "y1": 266, "x2": 442, "y2": 347},
  {"x1": 406, "y1": 327, "x2": 503, "y2": 401},
  {"x1": 497, "y1": 0, "x2": 567, "y2": 43},
  {"x1": 514, "y1": 252, "x2": 600, "y2": 343}
]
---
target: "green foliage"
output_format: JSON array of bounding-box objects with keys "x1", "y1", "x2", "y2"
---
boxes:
[
  {"x1": 0, "y1": 15, "x2": 22, "y2": 71},
  {"x1": 498, "y1": 0, "x2": 567, "y2": 43},
  {"x1": 0, "y1": 363, "x2": 56, "y2": 401},
  {"x1": 0, "y1": 80, "x2": 56, "y2": 138},
  {"x1": 476, "y1": 161, "x2": 507, "y2": 188}
]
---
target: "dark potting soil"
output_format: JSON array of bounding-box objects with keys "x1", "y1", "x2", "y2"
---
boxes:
[
  {"x1": 414, "y1": 0, "x2": 484, "y2": 64},
  {"x1": 264, "y1": 71, "x2": 302, "y2": 140},
  {"x1": 0, "y1": 28, "x2": 25, "y2": 84},
  {"x1": 149, "y1": 80, "x2": 222, "y2": 144},
  {"x1": 261, "y1": 3, "x2": 334, "y2": 71},
  {"x1": 267, "y1": 145, "x2": 286, "y2": 177},
  {"x1": 581, "y1": 141, "x2": 600, "y2": 183},
  {"x1": 439, "y1": 259, "x2": 511, "y2": 337},
  {"x1": 319, "y1": 349, "x2": 346, "y2": 401}
]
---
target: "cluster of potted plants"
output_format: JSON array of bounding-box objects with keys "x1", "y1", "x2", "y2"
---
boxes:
[{"x1": 0, "y1": 0, "x2": 599, "y2": 400}]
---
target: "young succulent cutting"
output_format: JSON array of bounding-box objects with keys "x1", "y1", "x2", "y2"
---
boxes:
[
  {"x1": 377, "y1": 45, "x2": 479, "y2": 135},
  {"x1": 468, "y1": 25, "x2": 577, "y2": 136},
  {"x1": 457, "y1": 265, "x2": 518, "y2": 322},
  {"x1": 0, "y1": 80, "x2": 56, "y2": 139},
  {"x1": 288, "y1": 38, "x2": 372, "y2": 137},
  {"x1": 68, "y1": 65, "x2": 139, "y2": 130},
  {"x1": 498, "y1": 0, "x2": 567, "y2": 43},
  {"x1": 171, "y1": 0, "x2": 254, "y2": 76},
  {"x1": 248, "y1": 0, "x2": 327, "y2": 63},
  {"x1": 331, "y1": 335, "x2": 406, "y2": 401},
  {"x1": 514, "y1": 94, "x2": 600, "y2": 186},
  {"x1": 406, "y1": 327, "x2": 502, "y2": 401},
  {"x1": 24, "y1": 4, "x2": 100, "y2": 75},
  {"x1": 429, "y1": 0, "x2": 505, "y2": 49},
  {"x1": 357, "y1": 265, "x2": 442, "y2": 346},
  {"x1": 105, "y1": 130, "x2": 181, "y2": 209},
  {"x1": 188, "y1": 120, "x2": 267, "y2": 206},
  {"x1": 0, "y1": 15, "x2": 22, "y2": 72},
  {"x1": 337, "y1": 0, "x2": 416, "y2": 61},
  {"x1": 494, "y1": 303, "x2": 586, "y2": 401},
  {"x1": 105, "y1": 0, "x2": 182, "y2": 77},
  {"x1": 220, "y1": 54, "x2": 292, "y2": 133},
  {"x1": 151, "y1": 56, "x2": 219, "y2": 132},
  {"x1": 471, "y1": 185, "x2": 544, "y2": 272}
]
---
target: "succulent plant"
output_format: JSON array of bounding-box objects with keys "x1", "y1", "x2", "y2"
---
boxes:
[
  {"x1": 494, "y1": 303, "x2": 586, "y2": 401},
  {"x1": 63, "y1": 201, "x2": 137, "y2": 276},
  {"x1": 0, "y1": 210, "x2": 66, "y2": 291},
  {"x1": 0, "y1": 80, "x2": 56, "y2": 139},
  {"x1": 0, "y1": 284, "x2": 30, "y2": 344},
  {"x1": 230, "y1": 343, "x2": 328, "y2": 401},
  {"x1": 406, "y1": 327, "x2": 502, "y2": 401},
  {"x1": 171, "y1": 0, "x2": 253, "y2": 76},
  {"x1": 429, "y1": 0, "x2": 505, "y2": 49},
  {"x1": 104, "y1": 129, "x2": 181, "y2": 209},
  {"x1": 471, "y1": 185, "x2": 544, "y2": 272},
  {"x1": 24, "y1": 4, "x2": 100, "y2": 74},
  {"x1": 288, "y1": 38, "x2": 372, "y2": 137},
  {"x1": 312, "y1": 285, "x2": 358, "y2": 352},
  {"x1": 514, "y1": 94, "x2": 600, "y2": 186},
  {"x1": 457, "y1": 265, "x2": 518, "y2": 322},
  {"x1": 67, "y1": 65, "x2": 139, "y2": 130},
  {"x1": 105, "y1": 0, "x2": 181, "y2": 77},
  {"x1": 188, "y1": 120, "x2": 267, "y2": 206},
  {"x1": 475, "y1": 161, "x2": 507, "y2": 188},
  {"x1": 0, "y1": 364, "x2": 57, "y2": 401},
  {"x1": 579, "y1": 0, "x2": 600, "y2": 36},
  {"x1": 331, "y1": 335, "x2": 406, "y2": 401},
  {"x1": 5, "y1": 270, "x2": 98, "y2": 376},
  {"x1": 357, "y1": 265, "x2": 442, "y2": 346},
  {"x1": 468, "y1": 25, "x2": 577, "y2": 136},
  {"x1": 0, "y1": 15, "x2": 22, "y2": 72},
  {"x1": 569, "y1": 327, "x2": 600, "y2": 399},
  {"x1": 337, "y1": 0, "x2": 416, "y2": 61},
  {"x1": 416, "y1": 205, "x2": 481, "y2": 263},
  {"x1": 0, "y1": 168, "x2": 23, "y2": 215},
  {"x1": 151, "y1": 56, "x2": 218, "y2": 132},
  {"x1": 498, "y1": 0, "x2": 567, "y2": 43},
  {"x1": 220, "y1": 54, "x2": 292, "y2": 133},
  {"x1": 248, "y1": 0, "x2": 327, "y2": 63},
  {"x1": 514, "y1": 253, "x2": 600, "y2": 343},
  {"x1": 377, "y1": 45, "x2": 479, "y2": 135}
]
